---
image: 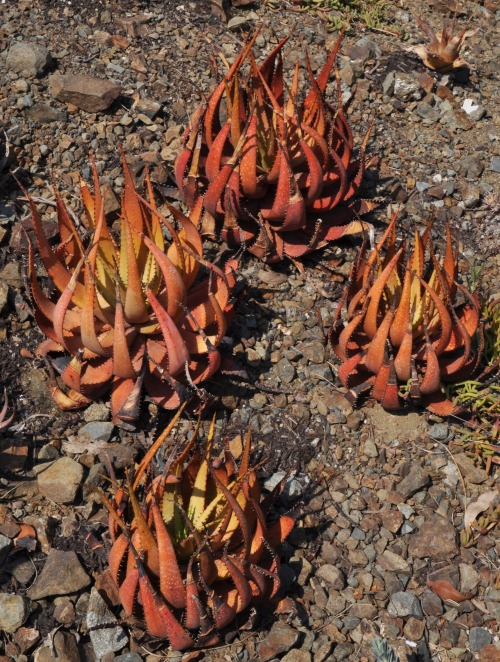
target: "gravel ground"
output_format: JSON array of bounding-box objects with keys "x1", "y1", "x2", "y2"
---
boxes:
[{"x1": 0, "y1": 1, "x2": 499, "y2": 661}]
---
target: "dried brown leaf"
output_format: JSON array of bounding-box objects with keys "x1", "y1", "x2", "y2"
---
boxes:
[
  {"x1": 464, "y1": 491, "x2": 498, "y2": 528},
  {"x1": 426, "y1": 579, "x2": 471, "y2": 603}
]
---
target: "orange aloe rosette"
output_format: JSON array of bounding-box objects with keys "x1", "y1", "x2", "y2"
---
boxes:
[
  {"x1": 27, "y1": 153, "x2": 239, "y2": 426},
  {"x1": 330, "y1": 214, "x2": 484, "y2": 414},
  {"x1": 99, "y1": 415, "x2": 295, "y2": 649},
  {"x1": 176, "y1": 31, "x2": 376, "y2": 263}
]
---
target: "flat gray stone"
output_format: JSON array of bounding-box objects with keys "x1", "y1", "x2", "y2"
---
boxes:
[
  {"x1": 388, "y1": 591, "x2": 423, "y2": 618},
  {"x1": 28, "y1": 549, "x2": 90, "y2": 599},
  {"x1": 489, "y1": 156, "x2": 500, "y2": 173},
  {"x1": 79, "y1": 421, "x2": 114, "y2": 441}
]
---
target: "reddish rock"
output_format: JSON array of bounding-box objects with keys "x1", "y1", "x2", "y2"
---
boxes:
[
  {"x1": 50, "y1": 74, "x2": 121, "y2": 112},
  {"x1": 408, "y1": 515, "x2": 458, "y2": 560}
]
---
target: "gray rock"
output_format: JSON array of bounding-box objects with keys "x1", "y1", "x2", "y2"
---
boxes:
[
  {"x1": 0, "y1": 592, "x2": 32, "y2": 632},
  {"x1": 489, "y1": 156, "x2": 500, "y2": 173},
  {"x1": 263, "y1": 471, "x2": 286, "y2": 492},
  {"x1": 468, "y1": 105, "x2": 486, "y2": 122},
  {"x1": 50, "y1": 73, "x2": 121, "y2": 112},
  {"x1": 316, "y1": 564, "x2": 345, "y2": 590},
  {"x1": 6, "y1": 41, "x2": 51, "y2": 77},
  {"x1": 397, "y1": 464, "x2": 430, "y2": 500},
  {"x1": 257, "y1": 269, "x2": 288, "y2": 286},
  {"x1": 113, "y1": 655, "x2": 143, "y2": 662},
  {"x1": 454, "y1": 453, "x2": 488, "y2": 484},
  {"x1": 415, "y1": 101, "x2": 440, "y2": 123},
  {"x1": 388, "y1": 591, "x2": 423, "y2": 618},
  {"x1": 382, "y1": 71, "x2": 395, "y2": 95},
  {"x1": 428, "y1": 423, "x2": 449, "y2": 441},
  {"x1": 364, "y1": 439, "x2": 378, "y2": 458},
  {"x1": 276, "y1": 357, "x2": 296, "y2": 384},
  {"x1": 28, "y1": 549, "x2": 90, "y2": 599},
  {"x1": 0, "y1": 533, "x2": 12, "y2": 567},
  {"x1": 459, "y1": 183, "x2": 482, "y2": 209},
  {"x1": 345, "y1": 37, "x2": 380, "y2": 63},
  {"x1": 421, "y1": 588, "x2": 443, "y2": 616},
  {"x1": 37, "y1": 456, "x2": 83, "y2": 503},
  {"x1": 79, "y1": 421, "x2": 114, "y2": 441},
  {"x1": 87, "y1": 587, "x2": 127, "y2": 659},
  {"x1": 227, "y1": 16, "x2": 249, "y2": 30},
  {"x1": 394, "y1": 73, "x2": 422, "y2": 100},
  {"x1": 460, "y1": 564, "x2": 480, "y2": 594},
  {"x1": 0, "y1": 281, "x2": 9, "y2": 315},
  {"x1": 299, "y1": 340, "x2": 325, "y2": 364},
  {"x1": 282, "y1": 477, "x2": 303, "y2": 501},
  {"x1": 26, "y1": 103, "x2": 67, "y2": 123},
  {"x1": 469, "y1": 627, "x2": 492, "y2": 652}
]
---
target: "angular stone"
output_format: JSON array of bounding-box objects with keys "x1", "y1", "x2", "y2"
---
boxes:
[
  {"x1": 378, "y1": 550, "x2": 411, "y2": 573},
  {"x1": 454, "y1": 453, "x2": 488, "y2": 484},
  {"x1": 14, "y1": 626, "x2": 40, "y2": 654},
  {"x1": 0, "y1": 593, "x2": 32, "y2": 633},
  {"x1": 316, "y1": 564, "x2": 345, "y2": 589},
  {"x1": 0, "y1": 532, "x2": 12, "y2": 567},
  {"x1": 460, "y1": 564, "x2": 480, "y2": 594},
  {"x1": 257, "y1": 269, "x2": 288, "y2": 286},
  {"x1": 382, "y1": 71, "x2": 395, "y2": 95},
  {"x1": 394, "y1": 73, "x2": 422, "y2": 100},
  {"x1": 380, "y1": 509, "x2": 404, "y2": 533},
  {"x1": 259, "y1": 621, "x2": 300, "y2": 661},
  {"x1": 6, "y1": 41, "x2": 51, "y2": 77},
  {"x1": 489, "y1": 156, "x2": 500, "y2": 174},
  {"x1": 28, "y1": 549, "x2": 90, "y2": 599},
  {"x1": 345, "y1": 37, "x2": 380, "y2": 63},
  {"x1": 469, "y1": 627, "x2": 492, "y2": 652},
  {"x1": 276, "y1": 358, "x2": 296, "y2": 384},
  {"x1": 79, "y1": 421, "x2": 114, "y2": 441},
  {"x1": 396, "y1": 465, "x2": 430, "y2": 500},
  {"x1": 37, "y1": 457, "x2": 83, "y2": 504},
  {"x1": 459, "y1": 183, "x2": 482, "y2": 209},
  {"x1": 349, "y1": 603, "x2": 378, "y2": 619},
  {"x1": 404, "y1": 616, "x2": 425, "y2": 640},
  {"x1": 421, "y1": 589, "x2": 443, "y2": 616},
  {"x1": 83, "y1": 402, "x2": 110, "y2": 422},
  {"x1": 428, "y1": 423, "x2": 449, "y2": 441},
  {"x1": 87, "y1": 587, "x2": 127, "y2": 658},
  {"x1": 388, "y1": 591, "x2": 423, "y2": 618},
  {"x1": 53, "y1": 631, "x2": 80, "y2": 661},
  {"x1": 50, "y1": 73, "x2": 121, "y2": 112},
  {"x1": 408, "y1": 514, "x2": 458, "y2": 559},
  {"x1": 299, "y1": 340, "x2": 325, "y2": 364},
  {"x1": 26, "y1": 103, "x2": 67, "y2": 123}
]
